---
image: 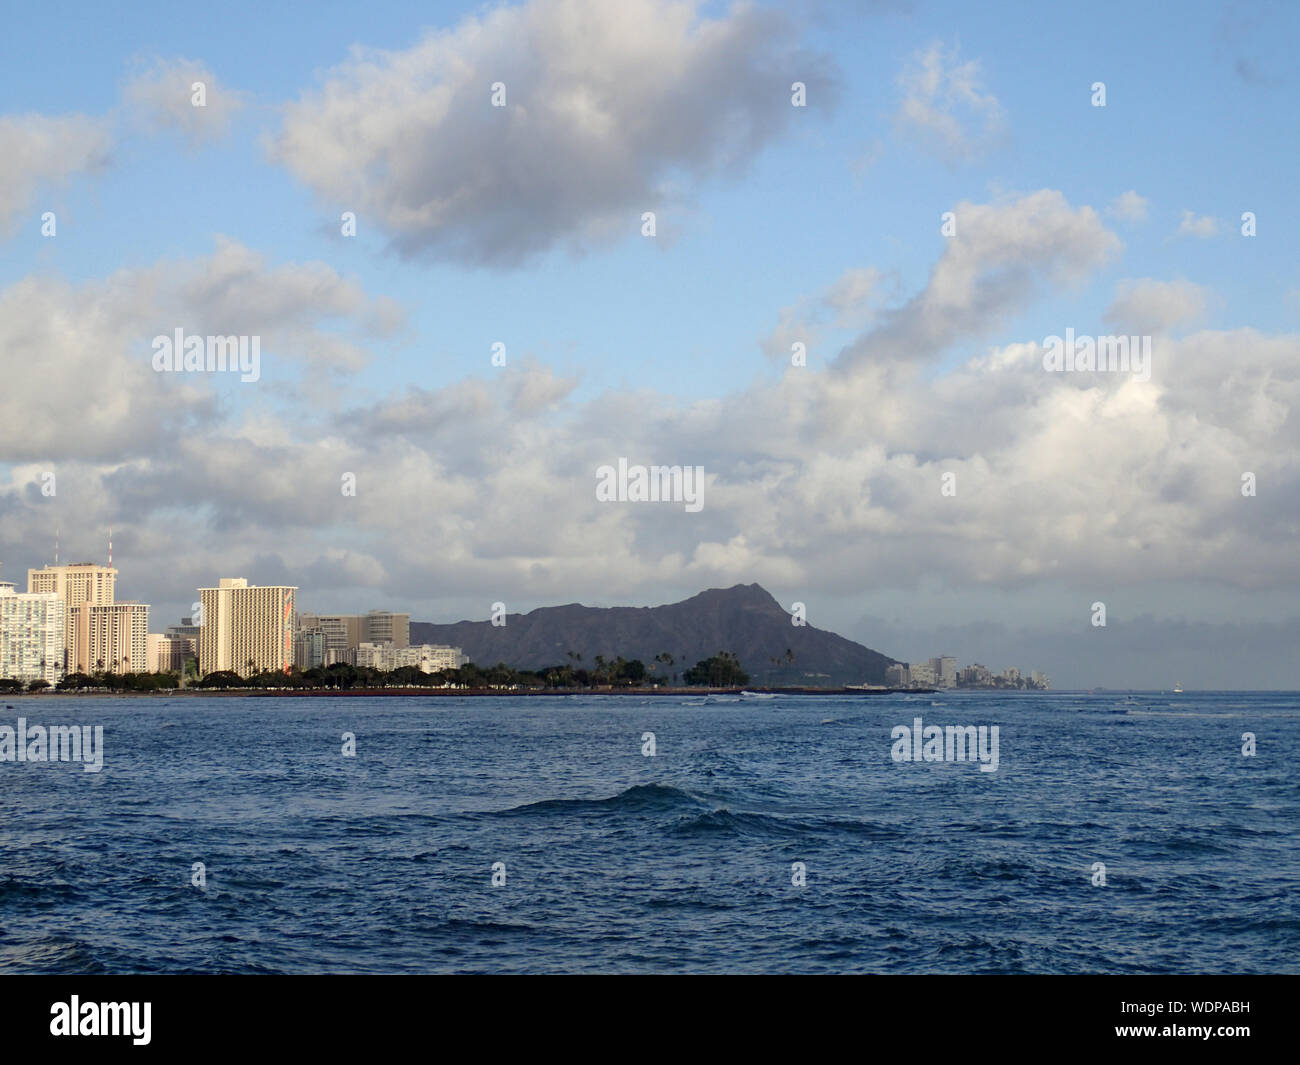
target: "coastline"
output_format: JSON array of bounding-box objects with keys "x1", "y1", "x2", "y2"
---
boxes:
[{"x1": 3, "y1": 685, "x2": 937, "y2": 699}]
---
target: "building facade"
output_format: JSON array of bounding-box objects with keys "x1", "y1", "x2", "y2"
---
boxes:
[
  {"x1": 147, "y1": 633, "x2": 195, "y2": 673},
  {"x1": 27, "y1": 563, "x2": 116, "y2": 673},
  {"x1": 297, "y1": 611, "x2": 410, "y2": 655},
  {"x1": 70, "y1": 601, "x2": 149, "y2": 674},
  {"x1": 199, "y1": 578, "x2": 297, "y2": 677},
  {"x1": 293, "y1": 630, "x2": 326, "y2": 671},
  {"x1": 0, "y1": 583, "x2": 65, "y2": 686},
  {"x1": 354, "y1": 642, "x2": 466, "y2": 673}
]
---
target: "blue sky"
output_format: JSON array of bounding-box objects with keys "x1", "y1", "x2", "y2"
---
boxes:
[{"x1": 1, "y1": 0, "x2": 1297, "y2": 686}]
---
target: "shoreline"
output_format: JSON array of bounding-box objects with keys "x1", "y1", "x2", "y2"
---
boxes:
[{"x1": 3, "y1": 685, "x2": 938, "y2": 699}]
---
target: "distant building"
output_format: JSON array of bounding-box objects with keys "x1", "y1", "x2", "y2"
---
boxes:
[
  {"x1": 0, "y1": 583, "x2": 65, "y2": 686},
  {"x1": 361, "y1": 610, "x2": 409, "y2": 649},
  {"x1": 400, "y1": 645, "x2": 466, "y2": 673},
  {"x1": 909, "y1": 663, "x2": 936, "y2": 687},
  {"x1": 28, "y1": 562, "x2": 116, "y2": 673},
  {"x1": 297, "y1": 610, "x2": 410, "y2": 656},
  {"x1": 147, "y1": 633, "x2": 193, "y2": 673},
  {"x1": 199, "y1": 578, "x2": 297, "y2": 677},
  {"x1": 929, "y1": 656, "x2": 957, "y2": 688},
  {"x1": 294, "y1": 630, "x2": 326, "y2": 671},
  {"x1": 166, "y1": 616, "x2": 202, "y2": 642},
  {"x1": 354, "y1": 642, "x2": 466, "y2": 673},
  {"x1": 885, "y1": 663, "x2": 909, "y2": 687},
  {"x1": 71, "y1": 601, "x2": 148, "y2": 674},
  {"x1": 297, "y1": 613, "x2": 359, "y2": 660}
]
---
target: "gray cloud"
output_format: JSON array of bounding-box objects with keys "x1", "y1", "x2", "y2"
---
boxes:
[
  {"x1": 271, "y1": 0, "x2": 838, "y2": 267},
  {"x1": 0, "y1": 113, "x2": 111, "y2": 239}
]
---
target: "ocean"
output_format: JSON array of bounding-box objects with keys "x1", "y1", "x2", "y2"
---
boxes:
[{"x1": 1, "y1": 690, "x2": 1296, "y2": 974}]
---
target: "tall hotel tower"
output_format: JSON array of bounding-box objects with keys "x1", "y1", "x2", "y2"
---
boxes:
[
  {"x1": 199, "y1": 578, "x2": 297, "y2": 677},
  {"x1": 27, "y1": 562, "x2": 118, "y2": 674}
]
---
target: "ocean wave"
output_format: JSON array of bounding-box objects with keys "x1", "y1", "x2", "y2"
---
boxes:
[
  {"x1": 494, "y1": 782, "x2": 711, "y2": 817},
  {"x1": 0, "y1": 935, "x2": 108, "y2": 975}
]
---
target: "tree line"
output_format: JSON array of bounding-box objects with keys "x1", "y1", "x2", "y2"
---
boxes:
[{"x1": 20, "y1": 651, "x2": 751, "y2": 692}]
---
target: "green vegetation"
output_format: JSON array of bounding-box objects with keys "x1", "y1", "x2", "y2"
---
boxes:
[
  {"x1": 683, "y1": 652, "x2": 750, "y2": 687},
  {"x1": 57, "y1": 671, "x2": 179, "y2": 691},
  {"x1": 10, "y1": 651, "x2": 754, "y2": 693}
]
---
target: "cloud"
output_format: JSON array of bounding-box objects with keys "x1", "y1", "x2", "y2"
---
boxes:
[
  {"x1": 270, "y1": 0, "x2": 838, "y2": 267},
  {"x1": 3, "y1": 192, "x2": 1297, "y2": 690},
  {"x1": 0, "y1": 241, "x2": 401, "y2": 463},
  {"x1": 893, "y1": 41, "x2": 1005, "y2": 162},
  {"x1": 1105, "y1": 279, "x2": 1210, "y2": 335},
  {"x1": 0, "y1": 113, "x2": 111, "y2": 238},
  {"x1": 1176, "y1": 210, "x2": 1219, "y2": 238},
  {"x1": 838, "y1": 190, "x2": 1119, "y2": 366},
  {"x1": 761, "y1": 266, "x2": 887, "y2": 361},
  {"x1": 122, "y1": 58, "x2": 248, "y2": 144},
  {"x1": 1106, "y1": 190, "x2": 1148, "y2": 222}
]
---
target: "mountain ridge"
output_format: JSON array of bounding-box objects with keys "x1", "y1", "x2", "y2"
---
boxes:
[{"x1": 411, "y1": 583, "x2": 897, "y2": 687}]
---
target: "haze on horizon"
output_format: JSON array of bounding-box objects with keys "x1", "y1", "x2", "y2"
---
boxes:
[{"x1": 0, "y1": 0, "x2": 1296, "y2": 691}]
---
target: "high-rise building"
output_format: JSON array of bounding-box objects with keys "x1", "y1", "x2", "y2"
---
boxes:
[
  {"x1": 294, "y1": 630, "x2": 326, "y2": 671},
  {"x1": 27, "y1": 562, "x2": 116, "y2": 672},
  {"x1": 909, "y1": 663, "x2": 937, "y2": 687},
  {"x1": 928, "y1": 656, "x2": 957, "y2": 688},
  {"x1": 199, "y1": 578, "x2": 297, "y2": 678},
  {"x1": 361, "y1": 610, "x2": 410, "y2": 649},
  {"x1": 166, "y1": 616, "x2": 202, "y2": 642},
  {"x1": 147, "y1": 633, "x2": 194, "y2": 673},
  {"x1": 297, "y1": 611, "x2": 410, "y2": 653},
  {"x1": 885, "y1": 663, "x2": 909, "y2": 687},
  {"x1": 71, "y1": 601, "x2": 148, "y2": 673},
  {"x1": 0, "y1": 583, "x2": 65, "y2": 686},
  {"x1": 295, "y1": 613, "x2": 359, "y2": 659}
]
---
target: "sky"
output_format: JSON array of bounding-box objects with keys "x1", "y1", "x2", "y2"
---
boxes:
[{"x1": 0, "y1": 0, "x2": 1297, "y2": 688}]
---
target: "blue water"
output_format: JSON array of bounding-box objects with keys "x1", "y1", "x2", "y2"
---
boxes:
[{"x1": 1, "y1": 690, "x2": 1296, "y2": 974}]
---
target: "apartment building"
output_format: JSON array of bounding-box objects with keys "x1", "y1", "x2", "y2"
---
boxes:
[
  {"x1": 27, "y1": 562, "x2": 116, "y2": 672},
  {"x1": 199, "y1": 578, "x2": 297, "y2": 677},
  {"x1": 0, "y1": 583, "x2": 65, "y2": 686},
  {"x1": 70, "y1": 601, "x2": 149, "y2": 674}
]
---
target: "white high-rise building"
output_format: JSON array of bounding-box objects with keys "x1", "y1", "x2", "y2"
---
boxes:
[{"x1": 0, "y1": 583, "x2": 66, "y2": 686}]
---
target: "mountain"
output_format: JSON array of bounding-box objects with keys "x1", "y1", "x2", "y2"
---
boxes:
[{"x1": 410, "y1": 583, "x2": 897, "y2": 687}]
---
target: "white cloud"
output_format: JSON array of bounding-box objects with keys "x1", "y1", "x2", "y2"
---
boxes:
[
  {"x1": 1176, "y1": 209, "x2": 1219, "y2": 238},
  {"x1": 0, "y1": 241, "x2": 401, "y2": 463},
  {"x1": 122, "y1": 58, "x2": 248, "y2": 143},
  {"x1": 1106, "y1": 278, "x2": 1209, "y2": 334},
  {"x1": 1106, "y1": 189, "x2": 1148, "y2": 222},
  {"x1": 840, "y1": 190, "x2": 1119, "y2": 366},
  {"x1": 3, "y1": 192, "x2": 1297, "y2": 648},
  {"x1": 0, "y1": 113, "x2": 111, "y2": 238},
  {"x1": 894, "y1": 41, "x2": 1005, "y2": 162},
  {"x1": 271, "y1": 0, "x2": 837, "y2": 266}
]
